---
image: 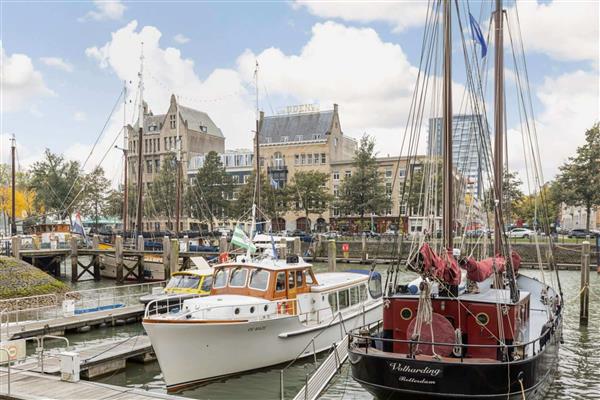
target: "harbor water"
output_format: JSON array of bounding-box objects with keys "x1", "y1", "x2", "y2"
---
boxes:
[{"x1": 60, "y1": 262, "x2": 600, "y2": 400}]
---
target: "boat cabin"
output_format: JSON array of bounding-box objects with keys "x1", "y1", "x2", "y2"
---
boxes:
[
  {"x1": 210, "y1": 256, "x2": 318, "y2": 302},
  {"x1": 165, "y1": 269, "x2": 213, "y2": 296}
]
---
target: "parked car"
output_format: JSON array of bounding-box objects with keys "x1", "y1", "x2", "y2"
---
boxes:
[
  {"x1": 361, "y1": 230, "x2": 380, "y2": 238},
  {"x1": 321, "y1": 231, "x2": 339, "y2": 239},
  {"x1": 568, "y1": 229, "x2": 600, "y2": 238},
  {"x1": 506, "y1": 228, "x2": 535, "y2": 239}
]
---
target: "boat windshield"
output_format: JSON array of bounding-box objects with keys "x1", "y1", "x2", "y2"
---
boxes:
[
  {"x1": 249, "y1": 269, "x2": 269, "y2": 291},
  {"x1": 166, "y1": 275, "x2": 201, "y2": 289},
  {"x1": 201, "y1": 275, "x2": 213, "y2": 292}
]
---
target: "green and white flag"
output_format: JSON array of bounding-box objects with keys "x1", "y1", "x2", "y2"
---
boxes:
[{"x1": 231, "y1": 226, "x2": 257, "y2": 253}]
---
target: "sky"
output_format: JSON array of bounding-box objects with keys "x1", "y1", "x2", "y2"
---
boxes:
[{"x1": 0, "y1": 0, "x2": 598, "y2": 189}]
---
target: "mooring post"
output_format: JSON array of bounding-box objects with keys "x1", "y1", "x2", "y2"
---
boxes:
[
  {"x1": 70, "y1": 236, "x2": 78, "y2": 283},
  {"x1": 11, "y1": 235, "x2": 21, "y2": 259},
  {"x1": 162, "y1": 236, "x2": 171, "y2": 278},
  {"x1": 170, "y1": 238, "x2": 179, "y2": 274},
  {"x1": 328, "y1": 239, "x2": 336, "y2": 272},
  {"x1": 219, "y1": 236, "x2": 228, "y2": 254},
  {"x1": 580, "y1": 239, "x2": 591, "y2": 326},
  {"x1": 361, "y1": 232, "x2": 367, "y2": 261},
  {"x1": 294, "y1": 237, "x2": 301, "y2": 256},
  {"x1": 280, "y1": 237, "x2": 287, "y2": 259},
  {"x1": 92, "y1": 234, "x2": 101, "y2": 281},
  {"x1": 115, "y1": 235, "x2": 124, "y2": 284},
  {"x1": 317, "y1": 234, "x2": 323, "y2": 257},
  {"x1": 182, "y1": 235, "x2": 189, "y2": 253},
  {"x1": 137, "y1": 235, "x2": 145, "y2": 282}
]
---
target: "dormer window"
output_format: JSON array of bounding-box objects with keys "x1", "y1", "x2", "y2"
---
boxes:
[
  {"x1": 199, "y1": 125, "x2": 207, "y2": 133},
  {"x1": 295, "y1": 135, "x2": 303, "y2": 141},
  {"x1": 313, "y1": 134, "x2": 321, "y2": 140}
]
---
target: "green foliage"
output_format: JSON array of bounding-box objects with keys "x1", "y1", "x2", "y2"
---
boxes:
[
  {"x1": 79, "y1": 167, "x2": 110, "y2": 227},
  {"x1": 0, "y1": 256, "x2": 69, "y2": 299},
  {"x1": 404, "y1": 161, "x2": 443, "y2": 216},
  {"x1": 288, "y1": 171, "x2": 332, "y2": 223},
  {"x1": 555, "y1": 123, "x2": 600, "y2": 230},
  {"x1": 233, "y1": 173, "x2": 290, "y2": 224},
  {"x1": 336, "y1": 135, "x2": 391, "y2": 218},
  {"x1": 147, "y1": 153, "x2": 177, "y2": 223},
  {"x1": 29, "y1": 149, "x2": 83, "y2": 220},
  {"x1": 186, "y1": 151, "x2": 233, "y2": 230},
  {"x1": 484, "y1": 169, "x2": 524, "y2": 222}
]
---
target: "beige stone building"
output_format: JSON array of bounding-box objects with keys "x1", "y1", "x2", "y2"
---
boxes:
[
  {"x1": 257, "y1": 104, "x2": 356, "y2": 232},
  {"x1": 127, "y1": 94, "x2": 224, "y2": 232}
]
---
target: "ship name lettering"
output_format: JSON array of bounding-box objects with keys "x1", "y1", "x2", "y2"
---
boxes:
[{"x1": 388, "y1": 362, "x2": 441, "y2": 377}]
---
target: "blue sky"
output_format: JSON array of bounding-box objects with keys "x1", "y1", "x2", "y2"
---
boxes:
[{"x1": 1, "y1": 0, "x2": 598, "y2": 185}]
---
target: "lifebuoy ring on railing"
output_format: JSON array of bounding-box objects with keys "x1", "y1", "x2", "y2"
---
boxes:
[
  {"x1": 219, "y1": 252, "x2": 229, "y2": 263},
  {"x1": 277, "y1": 302, "x2": 286, "y2": 314}
]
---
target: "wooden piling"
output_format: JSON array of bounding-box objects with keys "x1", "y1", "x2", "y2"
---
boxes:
[
  {"x1": 294, "y1": 237, "x2": 301, "y2": 256},
  {"x1": 361, "y1": 233, "x2": 367, "y2": 261},
  {"x1": 182, "y1": 235, "x2": 189, "y2": 252},
  {"x1": 11, "y1": 235, "x2": 21, "y2": 259},
  {"x1": 115, "y1": 235, "x2": 124, "y2": 284},
  {"x1": 70, "y1": 236, "x2": 78, "y2": 283},
  {"x1": 219, "y1": 236, "x2": 228, "y2": 254},
  {"x1": 137, "y1": 235, "x2": 145, "y2": 282},
  {"x1": 328, "y1": 239, "x2": 336, "y2": 272},
  {"x1": 580, "y1": 240, "x2": 590, "y2": 326},
  {"x1": 92, "y1": 235, "x2": 101, "y2": 281},
  {"x1": 170, "y1": 238, "x2": 179, "y2": 274},
  {"x1": 280, "y1": 237, "x2": 287, "y2": 259},
  {"x1": 162, "y1": 236, "x2": 171, "y2": 278}
]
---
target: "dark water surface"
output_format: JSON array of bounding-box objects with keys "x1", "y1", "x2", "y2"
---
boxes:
[{"x1": 63, "y1": 264, "x2": 600, "y2": 399}]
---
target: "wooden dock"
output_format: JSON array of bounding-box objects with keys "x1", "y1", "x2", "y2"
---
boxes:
[
  {"x1": 0, "y1": 368, "x2": 186, "y2": 400},
  {"x1": 6, "y1": 305, "x2": 145, "y2": 340}
]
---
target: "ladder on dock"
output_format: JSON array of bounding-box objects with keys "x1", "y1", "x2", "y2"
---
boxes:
[{"x1": 292, "y1": 334, "x2": 349, "y2": 400}]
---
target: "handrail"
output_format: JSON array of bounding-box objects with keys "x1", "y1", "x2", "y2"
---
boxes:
[{"x1": 0, "y1": 348, "x2": 10, "y2": 395}]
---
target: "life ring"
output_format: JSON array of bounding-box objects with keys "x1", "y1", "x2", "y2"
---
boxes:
[
  {"x1": 277, "y1": 302, "x2": 286, "y2": 314},
  {"x1": 219, "y1": 252, "x2": 229, "y2": 263}
]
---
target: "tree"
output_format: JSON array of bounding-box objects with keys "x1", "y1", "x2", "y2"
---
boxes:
[
  {"x1": 79, "y1": 167, "x2": 110, "y2": 230},
  {"x1": 555, "y1": 123, "x2": 600, "y2": 230},
  {"x1": 148, "y1": 153, "x2": 177, "y2": 227},
  {"x1": 336, "y1": 135, "x2": 391, "y2": 220},
  {"x1": 187, "y1": 151, "x2": 233, "y2": 231},
  {"x1": 404, "y1": 160, "x2": 443, "y2": 216},
  {"x1": 29, "y1": 150, "x2": 83, "y2": 221},
  {"x1": 288, "y1": 171, "x2": 332, "y2": 230},
  {"x1": 484, "y1": 169, "x2": 524, "y2": 223},
  {"x1": 232, "y1": 173, "x2": 290, "y2": 229}
]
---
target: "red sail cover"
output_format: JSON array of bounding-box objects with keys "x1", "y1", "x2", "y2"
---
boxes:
[
  {"x1": 462, "y1": 251, "x2": 522, "y2": 282},
  {"x1": 419, "y1": 243, "x2": 461, "y2": 286}
]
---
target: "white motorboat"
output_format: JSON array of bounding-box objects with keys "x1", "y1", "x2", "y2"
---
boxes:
[{"x1": 142, "y1": 255, "x2": 383, "y2": 391}]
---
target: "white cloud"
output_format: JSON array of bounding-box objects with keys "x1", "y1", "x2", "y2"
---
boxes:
[
  {"x1": 73, "y1": 111, "x2": 87, "y2": 122},
  {"x1": 80, "y1": 0, "x2": 126, "y2": 22},
  {"x1": 1, "y1": 43, "x2": 54, "y2": 112},
  {"x1": 40, "y1": 56, "x2": 74, "y2": 72},
  {"x1": 294, "y1": 0, "x2": 428, "y2": 32},
  {"x1": 511, "y1": 0, "x2": 599, "y2": 63},
  {"x1": 173, "y1": 34, "x2": 190, "y2": 44}
]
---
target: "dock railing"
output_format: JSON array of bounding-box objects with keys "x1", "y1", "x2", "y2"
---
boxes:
[{"x1": 64, "y1": 281, "x2": 166, "y2": 312}]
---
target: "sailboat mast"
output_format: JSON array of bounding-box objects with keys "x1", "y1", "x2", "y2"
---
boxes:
[
  {"x1": 493, "y1": 0, "x2": 505, "y2": 254},
  {"x1": 136, "y1": 43, "x2": 145, "y2": 245},
  {"x1": 175, "y1": 100, "x2": 182, "y2": 238},
  {"x1": 254, "y1": 61, "x2": 261, "y2": 213},
  {"x1": 10, "y1": 135, "x2": 16, "y2": 236},
  {"x1": 123, "y1": 80, "x2": 129, "y2": 236},
  {"x1": 442, "y1": 0, "x2": 453, "y2": 249}
]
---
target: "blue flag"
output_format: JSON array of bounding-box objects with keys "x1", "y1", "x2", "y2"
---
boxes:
[{"x1": 469, "y1": 13, "x2": 487, "y2": 58}]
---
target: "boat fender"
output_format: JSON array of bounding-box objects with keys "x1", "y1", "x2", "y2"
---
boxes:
[
  {"x1": 277, "y1": 302, "x2": 286, "y2": 314},
  {"x1": 219, "y1": 252, "x2": 228, "y2": 263},
  {"x1": 452, "y1": 328, "x2": 463, "y2": 357}
]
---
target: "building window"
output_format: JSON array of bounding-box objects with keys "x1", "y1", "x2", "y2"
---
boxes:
[
  {"x1": 243, "y1": 175, "x2": 249, "y2": 184},
  {"x1": 232, "y1": 175, "x2": 240, "y2": 184},
  {"x1": 295, "y1": 135, "x2": 304, "y2": 141},
  {"x1": 295, "y1": 154, "x2": 300, "y2": 165},
  {"x1": 321, "y1": 153, "x2": 326, "y2": 164},
  {"x1": 334, "y1": 137, "x2": 338, "y2": 147},
  {"x1": 282, "y1": 136, "x2": 288, "y2": 142},
  {"x1": 146, "y1": 160, "x2": 153, "y2": 174},
  {"x1": 333, "y1": 185, "x2": 339, "y2": 198},
  {"x1": 170, "y1": 114, "x2": 176, "y2": 129},
  {"x1": 144, "y1": 139, "x2": 148, "y2": 153},
  {"x1": 313, "y1": 153, "x2": 320, "y2": 165},
  {"x1": 313, "y1": 134, "x2": 320, "y2": 140},
  {"x1": 333, "y1": 171, "x2": 339, "y2": 180},
  {"x1": 273, "y1": 152, "x2": 284, "y2": 168},
  {"x1": 155, "y1": 159, "x2": 160, "y2": 171},
  {"x1": 199, "y1": 125, "x2": 207, "y2": 133},
  {"x1": 307, "y1": 154, "x2": 313, "y2": 165},
  {"x1": 157, "y1": 139, "x2": 160, "y2": 152},
  {"x1": 385, "y1": 169, "x2": 392, "y2": 179},
  {"x1": 345, "y1": 170, "x2": 351, "y2": 178},
  {"x1": 400, "y1": 203, "x2": 407, "y2": 215},
  {"x1": 386, "y1": 182, "x2": 392, "y2": 195},
  {"x1": 301, "y1": 154, "x2": 306, "y2": 165},
  {"x1": 399, "y1": 168, "x2": 406, "y2": 178}
]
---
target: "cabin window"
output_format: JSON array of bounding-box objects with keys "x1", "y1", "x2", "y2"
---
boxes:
[
  {"x1": 359, "y1": 284, "x2": 368, "y2": 302},
  {"x1": 368, "y1": 274, "x2": 383, "y2": 299},
  {"x1": 166, "y1": 275, "x2": 200, "y2": 289},
  {"x1": 304, "y1": 270, "x2": 314, "y2": 285},
  {"x1": 328, "y1": 292, "x2": 338, "y2": 313},
  {"x1": 249, "y1": 269, "x2": 269, "y2": 291},
  {"x1": 229, "y1": 267, "x2": 248, "y2": 287},
  {"x1": 295, "y1": 271, "x2": 303, "y2": 288},
  {"x1": 288, "y1": 271, "x2": 296, "y2": 290},
  {"x1": 339, "y1": 290, "x2": 349, "y2": 309},
  {"x1": 350, "y1": 286, "x2": 359, "y2": 306},
  {"x1": 275, "y1": 272, "x2": 286, "y2": 292},
  {"x1": 201, "y1": 275, "x2": 213, "y2": 292},
  {"x1": 214, "y1": 269, "x2": 229, "y2": 288}
]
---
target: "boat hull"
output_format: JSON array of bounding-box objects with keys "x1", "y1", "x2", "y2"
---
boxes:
[
  {"x1": 99, "y1": 254, "x2": 165, "y2": 281},
  {"x1": 348, "y1": 321, "x2": 560, "y2": 400},
  {"x1": 143, "y1": 302, "x2": 382, "y2": 391}
]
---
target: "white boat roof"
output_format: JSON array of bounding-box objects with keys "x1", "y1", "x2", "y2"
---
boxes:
[
  {"x1": 253, "y1": 234, "x2": 296, "y2": 243},
  {"x1": 173, "y1": 268, "x2": 213, "y2": 277},
  {"x1": 184, "y1": 294, "x2": 270, "y2": 308},
  {"x1": 311, "y1": 272, "x2": 369, "y2": 292},
  {"x1": 214, "y1": 256, "x2": 312, "y2": 271}
]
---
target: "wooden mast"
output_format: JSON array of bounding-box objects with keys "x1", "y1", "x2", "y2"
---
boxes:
[
  {"x1": 493, "y1": 0, "x2": 505, "y2": 255},
  {"x1": 135, "y1": 43, "x2": 145, "y2": 246},
  {"x1": 10, "y1": 135, "x2": 16, "y2": 236},
  {"x1": 442, "y1": 0, "x2": 453, "y2": 249},
  {"x1": 122, "y1": 81, "x2": 129, "y2": 236},
  {"x1": 175, "y1": 98, "x2": 182, "y2": 238},
  {"x1": 254, "y1": 61, "x2": 261, "y2": 213}
]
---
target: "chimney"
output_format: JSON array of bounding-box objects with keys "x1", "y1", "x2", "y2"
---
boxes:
[{"x1": 333, "y1": 103, "x2": 338, "y2": 114}]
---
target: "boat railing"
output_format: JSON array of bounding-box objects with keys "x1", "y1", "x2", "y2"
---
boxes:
[
  {"x1": 65, "y1": 281, "x2": 167, "y2": 312},
  {"x1": 348, "y1": 321, "x2": 557, "y2": 361},
  {"x1": 143, "y1": 294, "x2": 205, "y2": 317},
  {"x1": 0, "y1": 294, "x2": 61, "y2": 335}
]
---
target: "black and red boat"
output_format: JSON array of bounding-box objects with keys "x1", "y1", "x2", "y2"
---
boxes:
[{"x1": 348, "y1": 0, "x2": 563, "y2": 398}]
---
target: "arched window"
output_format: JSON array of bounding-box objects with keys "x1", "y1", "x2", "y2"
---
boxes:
[{"x1": 273, "y1": 152, "x2": 284, "y2": 168}]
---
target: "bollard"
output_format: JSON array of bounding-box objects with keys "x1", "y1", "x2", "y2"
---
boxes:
[
  {"x1": 280, "y1": 237, "x2": 287, "y2": 259},
  {"x1": 11, "y1": 235, "x2": 21, "y2": 259},
  {"x1": 294, "y1": 237, "x2": 301, "y2": 256},
  {"x1": 115, "y1": 235, "x2": 124, "y2": 284},
  {"x1": 170, "y1": 238, "x2": 180, "y2": 274},
  {"x1": 70, "y1": 236, "x2": 78, "y2": 283},
  {"x1": 219, "y1": 236, "x2": 228, "y2": 254},
  {"x1": 137, "y1": 235, "x2": 145, "y2": 282},
  {"x1": 361, "y1": 233, "x2": 367, "y2": 261},
  {"x1": 162, "y1": 236, "x2": 171, "y2": 278},
  {"x1": 580, "y1": 239, "x2": 590, "y2": 326},
  {"x1": 183, "y1": 235, "x2": 190, "y2": 253},
  {"x1": 328, "y1": 239, "x2": 336, "y2": 272},
  {"x1": 92, "y1": 235, "x2": 101, "y2": 281}
]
